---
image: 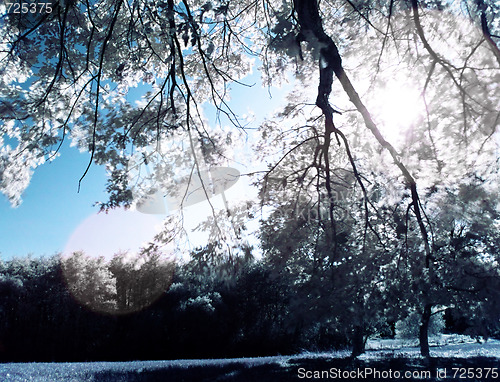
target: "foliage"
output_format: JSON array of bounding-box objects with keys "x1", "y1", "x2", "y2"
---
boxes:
[
  {"x1": 395, "y1": 310, "x2": 445, "y2": 339},
  {"x1": 0, "y1": 242, "x2": 499, "y2": 362}
]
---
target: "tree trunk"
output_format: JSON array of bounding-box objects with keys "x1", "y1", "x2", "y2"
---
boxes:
[
  {"x1": 419, "y1": 304, "x2": 433, "y2": 358},
  {"x1": 351, "y1": 324, "x2": 365, "y2": 357}
]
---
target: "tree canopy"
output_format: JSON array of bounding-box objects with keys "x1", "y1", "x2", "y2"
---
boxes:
[{"x1": 1, "y1": 0, "x2": 498, "y2": 205}]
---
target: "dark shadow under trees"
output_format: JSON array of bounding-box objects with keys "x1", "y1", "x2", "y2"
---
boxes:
[{"x1": 0, "y1": 242, "x2": 499, "y2": 362}]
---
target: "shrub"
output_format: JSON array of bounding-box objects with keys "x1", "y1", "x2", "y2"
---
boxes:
[{"x1": 395, "y1": 310, "x2": 445, "y2": 339}]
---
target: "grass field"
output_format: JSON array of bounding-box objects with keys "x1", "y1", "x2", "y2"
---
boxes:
[{"x1": 1, "y1": 336, "x2": 498, "y2": 381}]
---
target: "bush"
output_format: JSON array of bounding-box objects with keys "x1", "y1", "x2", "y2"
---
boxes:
[{"x1": 395, "y1": 310, "x2": 445, "y2": 339}]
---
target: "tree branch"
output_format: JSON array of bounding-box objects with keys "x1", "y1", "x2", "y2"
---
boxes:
[
  {"x1": 294, "y1": 0, "x2": 432, "y2": 267},
  {"x1": 78, "y1": 0, "x2": 124, "y2": 192}
]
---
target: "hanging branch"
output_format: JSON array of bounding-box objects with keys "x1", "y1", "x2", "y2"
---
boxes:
[
  {"x1": 475, "y1": 0, "x2": 500, "y2": 66},
  {"x1": 293, "y1": 0, "x2": 432, "y2": 268},
  {"x1": 78, "y1": 0, "x2": 124, "y2": 192}
]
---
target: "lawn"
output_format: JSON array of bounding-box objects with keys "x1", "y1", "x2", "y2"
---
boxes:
[{"x1": 1, "y1": 336, "x2": 498, "y2": 381}]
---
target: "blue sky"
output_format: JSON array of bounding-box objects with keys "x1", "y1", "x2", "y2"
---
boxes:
[
  {"x1": 0, "y1": 70, "x2": 292, "y2": 260},
  {"x1": 0, "y1": 143, "x2": 108, "y2": 259}
]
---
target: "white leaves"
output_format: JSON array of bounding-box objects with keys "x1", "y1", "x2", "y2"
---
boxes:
[{"x1": 0, "y1": 143, "x2": 42, "y2": 207}]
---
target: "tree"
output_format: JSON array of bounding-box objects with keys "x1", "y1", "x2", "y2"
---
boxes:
[
  {"x1": 255, "y1": 1, "x2": 499, "y2": 356},
  {"x1": 424, "y1": 178, "x2": 500, "y2": 343},
  {"x1": 60, "y1": 249, "x2": 175, "y2": 314},
  {"x1": 107, "y1": 249, "x2": 175, "y2": 313},
  {"x1": 1, "y1": 0, "x2": 499, "y2": 357},
  {"x1": 62, "y1": 251, "x2": 117, "y2": 313}
]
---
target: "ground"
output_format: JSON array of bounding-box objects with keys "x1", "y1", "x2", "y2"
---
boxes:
[{"x1": 1, "y1": 335, "x2": 499, "y2": 381}]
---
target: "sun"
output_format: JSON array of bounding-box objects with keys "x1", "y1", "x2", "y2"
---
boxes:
[{"x1": 371, "y1": 79, "x2": 424, "y2": 144}]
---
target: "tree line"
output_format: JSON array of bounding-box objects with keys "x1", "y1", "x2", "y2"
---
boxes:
[{"x1": 0, "y1": 234, "x2": 498, "y2": 362}]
